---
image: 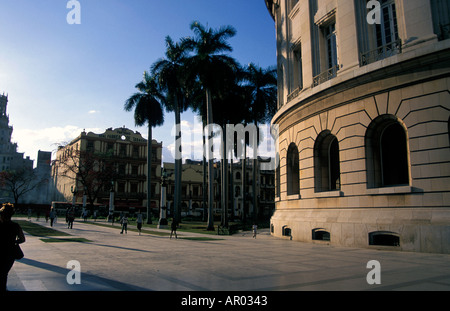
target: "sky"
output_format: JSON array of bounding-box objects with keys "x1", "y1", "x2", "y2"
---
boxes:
[{"x1": 0, "y1": 0, "x2": 277, "y2": 165}]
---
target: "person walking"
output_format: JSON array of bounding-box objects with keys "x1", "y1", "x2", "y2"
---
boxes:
[
  {"x1": 170, "y1": 219, "x2": 178, "y2": 239},
  {"x1": 0, "y1": 203, "x2": 26, "y2": 292},
  {"x1": 67, "y1": 207, "x2": 75, "y2": 229},
  {"x1": 49, "y1": 208, "x2": 57, "y2": 227},
  {"x1": 136, "y1": 212, "x2": 143, "y2": 236},
  {"x1": 120, "y1": 214, "x2": 128, "y2": 234},
  {"x1": 252, "y1": 223, "x2": 258, "y2": 239}
]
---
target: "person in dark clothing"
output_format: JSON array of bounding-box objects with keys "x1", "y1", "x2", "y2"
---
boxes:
[
  {"x1": 170, "y1": 220, "x2": 178, "y2": 239},
  {"x1": 0, "y1": 203, "x2": 26, "y2": 291},
  {"x1": 67, "y1": 207, "x2": 75, "y2": 229}
]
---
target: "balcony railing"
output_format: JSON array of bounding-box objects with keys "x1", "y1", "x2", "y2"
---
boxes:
[
  {"x1": 360, "y1": 39, "x2": 402, "y2": 66},
  {"x1": 439, "y1": 23, "x2": 450, "y2": 41},
  {"x1": 312, "y1": 65, "x2": 339, "y2": 87},
  {"x1": 287, "y1": 86, "x2": 302, "y2": 103}
]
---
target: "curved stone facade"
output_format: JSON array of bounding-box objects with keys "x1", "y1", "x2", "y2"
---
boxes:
[{"x1": 266, "y1": 0, "x2": 450, "y2": 253}]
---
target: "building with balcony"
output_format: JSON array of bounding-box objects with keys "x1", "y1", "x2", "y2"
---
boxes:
[
  {"x1": 52, "y1": 127, "x2": 162, "y2": 213},
  {"x1": 266, "y1": 0, "x2": 450, "y2": 253}
]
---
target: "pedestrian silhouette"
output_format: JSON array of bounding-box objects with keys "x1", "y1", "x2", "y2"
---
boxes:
[
  {"x1": 170, "y1": 219, "x2": 178, "y2": 239},
  {"x1": 49, "y1": 208, "x2": 57, "y2": 227},
  {"x1": 136, "y1": 212, "x2": 143, "y2": 235},
  {"x1": 67, "y1": 207, "x2": 75, "y2": 229},
  {"x1": 120, "y1": 214, "x2": 128, "y2": 234},
  {"x1": 0, "y1": 203, "x2": 26, "y2": 291},
  {"x1": 252, "y1": 223, "x2": 258, "y2": 239}
]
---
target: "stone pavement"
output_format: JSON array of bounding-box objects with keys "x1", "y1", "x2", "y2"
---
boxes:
[{"x1": 6, "y1": 217, "x2": 450, "y2": 292}]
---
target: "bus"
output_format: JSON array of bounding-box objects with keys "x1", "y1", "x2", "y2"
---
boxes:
[{"x1": 51, "y1": 201, "x2": 108, "y2": 217}]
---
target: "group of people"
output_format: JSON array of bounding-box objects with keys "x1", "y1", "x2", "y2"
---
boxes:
[
  {"x1": 119, "y1": 212, "x2": 144, "y2": 235},
  {"x1": 118, "y1": 212, "x2": 179, "y2": 238},
  {"x1": 0, "y1": 205, "x2": 260, "y2": 291}
]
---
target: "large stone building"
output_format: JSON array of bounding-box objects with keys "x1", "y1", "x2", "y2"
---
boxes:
[
  {"x1": 0, "y1": 93, "x2": 52, "y2": 205},
  {"x1": 0, "y1": 93, "x2": 33, "y2": 173},
  {"x1": 266, "y1": 0, "x2": 450, "y2": 253},
  {"x1": 52, "y1": 127, "x2": 162, "y2": 214}
]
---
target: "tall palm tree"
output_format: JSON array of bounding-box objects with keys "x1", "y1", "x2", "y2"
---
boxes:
[
  {"x1": 125, "y1": 71, "x2": 165, "y2": 224},
  {"x1": 211, "y1": 64, "x2": 248, "y2": 227},
  {"x1": 152, "y1": 36, "x2": 190, "y2": 224},
  {"x1": 242, "y1": 63, "x2": 277, "y2": 222},
  {"x1": 183, "y1": 21, "x2": 238, "y2": 231}
]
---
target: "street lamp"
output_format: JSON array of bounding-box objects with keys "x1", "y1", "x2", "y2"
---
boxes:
[
  {"x1": 109, "y1": 180, "x2": 115, "y2": 223},
  {"x1": 158, "y1": 167, "x2": 171, "y2": 229}
]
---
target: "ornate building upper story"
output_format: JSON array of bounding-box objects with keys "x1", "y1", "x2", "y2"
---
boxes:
[
  {"x1": 52, "y1": 127, "x2": 163, "y2": 205},
  {"x1": 265, "y1": 0, "x2": 450, "y2": 123}
]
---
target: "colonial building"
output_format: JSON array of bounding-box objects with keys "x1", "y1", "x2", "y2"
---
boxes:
[
  {"x1": 266, "y1": 0, "x2": 450, "y2": 253},
  {"x1": 52, "y1": 127, "x2": 162, "y2": 213}
]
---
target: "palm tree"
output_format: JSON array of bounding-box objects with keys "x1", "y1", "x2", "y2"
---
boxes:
[
  {"x1": 242, "y1": 63, "x2": 277, "y2": 222},
  {"x1": 152, "y1": 36, "x2": 190, "y2": 224},
  {"x1": 125, "y1": 71, "x2": 165, "y2": 224},
  {"x1": 211, "y1": 64, "x2": 248, "y2": 227},
  {"x1": 183, "y1": 21, "x2": 238, "y2": 230}
]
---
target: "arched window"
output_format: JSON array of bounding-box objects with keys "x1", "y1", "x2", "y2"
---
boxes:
[
  {"x1": 235, "y1": 171, "x2": 241, "y2": 180},
  {"x1": 276, "y1": 163, "x2": 281, "y2": 198},
  {"x1": 448, "y1": 117, "x2": 450, "y2": 147},
  {"x1": 312, "y1": 228, "x2": 331, "y2": 241},
  {"x1": 314, "y1": 131, "x2": 340, "y2": 192},
  {"x1": 366, "y1": 115, "x2": 409, "y2": 188},
  {"x1": 369, "y1": 231, "x2": 400, "y2": 246},
  {"x1": 287, "y1": 143, "x2": 300, "y2": 195}
]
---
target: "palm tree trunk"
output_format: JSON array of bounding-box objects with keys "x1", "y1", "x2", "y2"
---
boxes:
[
  {"x1": 221, "y1": 127, "x2": 228, "y2": 228},
  {"x1": 252, "y1": 157, "x2": 257, "y2": 222},
  {"x1": 147, "y1": 125, "x2": 153, "y2": 224},
  {"x1": 230, "y1": 155, "x2": 234, "y2": 222},
  {"x1": 206, "y1": 88, "x2": 215, "y2": 231},
  {"x1": 242, "y1": 143, "x2": 246, "y2": 222},
  {"x1": 174, "y1": 102, "x2": 182, "y2": 224},
  {"x1": 202, "y1": 130, "x2": 207, "y2": 222}
]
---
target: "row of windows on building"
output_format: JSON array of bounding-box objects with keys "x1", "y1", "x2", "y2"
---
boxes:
[
  {"x1": 276, "y1": 224, "x2": 401, "y2": 246},
  {"x1": 277, "y1": 114, "x2": 446, "y2": 197},
  {"x1": 283, "y1": 0, "x2": 450, "y2": 107}
]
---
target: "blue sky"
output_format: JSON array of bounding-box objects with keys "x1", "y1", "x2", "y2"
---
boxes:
[{"x1": 0, "y1": 0, "x2": 276, "y2": 164}]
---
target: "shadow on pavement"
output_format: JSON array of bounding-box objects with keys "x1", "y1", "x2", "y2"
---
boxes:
[{"x1": 17, "y1": 258, "x2": 150, "y2": 291}]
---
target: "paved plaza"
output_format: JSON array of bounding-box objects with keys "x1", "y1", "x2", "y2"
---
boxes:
[{"x1": 6, "y1": 217, "x2": 450, "y2": 292}]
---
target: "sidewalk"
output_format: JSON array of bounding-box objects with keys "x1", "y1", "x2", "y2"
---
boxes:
[{"x1": 7, "y1": 217, "x2": 450, "y2": 291}]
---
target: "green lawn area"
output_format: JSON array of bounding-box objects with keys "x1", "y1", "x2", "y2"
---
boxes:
[
  {"x1": 86, "y1": 221, "x2": 171, "y2": 236},
  {"x1": 179, "y1": 237, "x2": 224, "y2": 241},
  {"x1": 16, "y1": 220, "x2": 71, "y2": 237},
  {"x1": 85, "y1": 220, "x2": 226, "y2": 240},
  {"x1": 40, "y1": 237, "x2": 92, "y2": 243}
]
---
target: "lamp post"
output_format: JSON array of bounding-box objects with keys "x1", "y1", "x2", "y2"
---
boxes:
[
  {"x1": 158, "y1": 167, "x2": 170, "y2": 228},
  {"x1": 109, "y1": 180, "x2": 115, "y2": 223}
]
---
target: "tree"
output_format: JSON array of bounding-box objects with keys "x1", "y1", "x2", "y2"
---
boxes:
[
  {"x1": 183, "y1": 21, "x2": 238, "y2": 230},
  {"x1": 52, "y1": 149, "x2": 117, "y2": 210},
  {"x1": 242, "y1": 63, "x2": 277, "y2": 221},
  {"x1": 0, "y1": 169, "x2": 47, "y2": 204},
  {"x1": 125, "y1": 71, "x2": 165, "y2": 224},
  {"x1": 152, "y1": 36, "x2": 190, "y2": 224},
  {"x1": 210, "y1": 64, "x2": 248, "y2": 227}
]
